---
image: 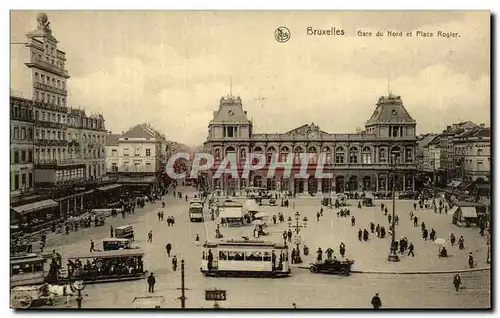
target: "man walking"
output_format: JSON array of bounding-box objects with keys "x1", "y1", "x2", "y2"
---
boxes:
[
  {"x1": 89, "y1": 239, "x2": 95, "y2": 252},
  {"x1": 110, "y1": 225, "x2": 114, "y2": 238},
  {"x1": 147, "y1": 273, "x2": 156, "y2": 293},
  {"x1": 371, "y1": 293, "x2": 382, "y2": 309},
  {"x1": 165, "y1": 242, "x2": 172, "y2": 257},
  {"x1": 147, "y1": 230, "x2": 153, "y2": 243},
  {"x1": 453, "y1": 274, "x2": 462, "y2": 291},
  {"x1": 408, "y1": 242, "x2": 415, "y2": 257}
]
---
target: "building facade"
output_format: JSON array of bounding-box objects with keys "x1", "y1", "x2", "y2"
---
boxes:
[
  {"x1": 10, "y1": 13, "x2": 110, "y2": 223},
  {"x1": 105, "y1": 124, "x2": 167, "y2": 191},
  {"x1": 204, "y1": 94, "x2": 418, "y2": 195},
  {"x1": 453, "y1": 126, "x2": 490, "y2": 182},
  {"x1": 10, "y1": 96, "x2": 35, "y2": 197}
]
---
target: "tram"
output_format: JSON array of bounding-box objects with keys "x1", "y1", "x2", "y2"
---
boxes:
[
  {"x1": 189, "y1": 201, "x2": 204, "y2": 222},
  {"x1": 10, "y1": 253, "x2": 47, "y2": 288},
  {"x1": 200, "y1": 239, "x2": 290, "y2": 277},
  {"x1": 62, "y1": 249, "x2": 147, "y2": 284}
]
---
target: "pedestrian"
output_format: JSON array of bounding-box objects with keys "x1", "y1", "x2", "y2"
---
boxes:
[
  {"x1": 326, "y1": 247, "x2": 334, "y2": 261},
  {"x1": 185, "y1": 195, "x2": 188, "y2": 202},
  {"x1": 363, "y1": 229, "x2": 369, "y2": 241},
  {"x1": 458, "y1": 236, "x2": 465, "y2": 250},
  {"x1": 287, "y1": 229, "x2": 293, "y2": 242},
  {"x1": 408, "y1": 242, "x2": 415, "y2": 257},
  {"x1": 162, "y1": 201, "x2": 165, "y2": 208},
  {"x1": 316, "y1": 247, "x2": 323, "y2": 262},
  {"x1": 384, "y1": 207, "x2": 388, "y2": 216},
  {"x1": 376, "y1": 224, "x2": 380, "y2": 237},
  {"x1": 147, "y1": 230, "x2": 153, "y2": 243},
  {"x1": 430, "y1": 229, "x2": 436, "y2": 241},
  {"x1": 468, "y1": 252, "x2": 474, "y2": 269},
  {"x1": 147, "y1": 273, "x2": 156, "y2": 293},
  {"x1": 282, "y1": 231, "x2": 287, "y2": 245},
  {"x1": 371, "y1": 293, "x2": 382, "y2": 309},
  {"x1": 195, "y1": 234, "x2": 200, "y2": 246},
  {"x1": 358, "y1": 229, "x2": 363, "y2": 241},
  {"x1": 339, "y1": 242, "x2": 346, "y2": 258},
  {"x1": 394, "y1": 215, "x2": 399, "y2": 225},
  {"x1": 292, "y1": 201, "x2": 296, "y2": 210},
  {"x1": 110, "y1": 225, "x2": 114, "y2": 238},
  {"x1": 291, "y1": 248, "x2": 296, "y2": 264},
  {"x1": 413, "y1": 202, "x2": 417, "y2": 210},
  {"x1": 207, "y1": 249, "x2": 214, "y2": 271},
  {"x1": 453, "y1": 274, "x2": 462, "y2": 291},
  {"x1": 316, "y1": 211, "x2": 320, "y2": 222},
  {"x1": 421, "y1": 222, "x2": 426, "y2": 232},
  {"x1": 370, "y1": 222, "x2": 375, "y2": 233},
  {"x1": 387, "y1": 214, "x2": 392, "y2": 224},
  {"x1": 351, "y1": 216, "x2": 356, "y2": 227},
  {"x1": 157, "y1": 211, "x2": 161, "y2": 221},
  {"x1": 413, "y1": 216, "x2": 418, "y2": 227},
  {"x1": 165, "y1": 242, "x2": 172, "y2": 257},
  {"x1": 89, "y1": 239, "x2": 95, "y2": 252},
  {"x1": 450, "y1": 233, "x2": 456, "y2": 246},
  {"x1": 172, "y1": 256, "x2": 178, "y2": 271},
  {"x1": 423, "y1": 228, "x2": 428, "y2": 241}
]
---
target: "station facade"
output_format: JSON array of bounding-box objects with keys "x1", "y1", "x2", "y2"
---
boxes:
[{"x1": 203, "y1": 94, "x2": 418, "y2": 195}]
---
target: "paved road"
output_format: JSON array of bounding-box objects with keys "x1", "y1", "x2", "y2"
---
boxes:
[{"x1": 43, "y1": 189, "x2": 491, "y2": 309}]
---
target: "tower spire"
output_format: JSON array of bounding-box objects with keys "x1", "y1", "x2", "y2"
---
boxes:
[{"x1": 387, "y1": 76, "x2": 392, "y2": 96}]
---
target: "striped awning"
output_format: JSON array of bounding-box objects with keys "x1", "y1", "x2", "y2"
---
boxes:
[
  {"x1": 97, "y1": 184, "x2": 122, "y2": 191},
  {"x1": 12, "y1": 199, "x2": 58, "y2": 215}
]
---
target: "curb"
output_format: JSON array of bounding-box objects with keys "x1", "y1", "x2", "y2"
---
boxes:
[{"x1": 295, "y1": 266, "x2": 490, "y2": 275}]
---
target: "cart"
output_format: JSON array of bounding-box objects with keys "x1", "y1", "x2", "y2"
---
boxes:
[
  {"x1": 308, "y1": 259, "x2": 355, "y2": 276},
  {"x1": 10, "y1": 284, "x2": 52, "y2": 309},
  {"x1": 132, "y1": 296, "x2": 165, "y2": 308}
]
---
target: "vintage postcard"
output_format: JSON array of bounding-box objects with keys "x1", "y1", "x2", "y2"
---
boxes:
[{"x1": 9, "y1": 10, "x2": 490, "y2": 309}]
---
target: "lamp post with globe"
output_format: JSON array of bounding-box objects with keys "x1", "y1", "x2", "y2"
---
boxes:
[
  {"x1": 387, "y1": 154, "x2": 400, "y2": 262},
  {"x1": 215, "y1": 217, "x2": 223, "y2": 239},
  {"x1": 288, "y1": 211, "x2": 308, "y2": 264},
  {"x1": 71, "y1": 267, "x2": 87, "y2": 309}
]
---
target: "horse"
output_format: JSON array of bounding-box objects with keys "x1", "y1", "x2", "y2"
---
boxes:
[{"x1": 47, "y1": 283, "x2": 75, "y2": 307}]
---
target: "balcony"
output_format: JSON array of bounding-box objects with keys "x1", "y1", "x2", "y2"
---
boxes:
[
  {"x1": 34, "y1": 82, "x2": 68, "y2": 96},
  {"x1": 34, "y1": 139, "x2": 68, "y2": 147},
  {"x1": 34, "y1": 119, "x2": 67, "y2": 130},
  {"x1": 26, "y1": 58, "x2": 69, "y2": 78},
  {"x1": 34, "y1": 158, "x2": 85, "y2": 168},
  {"x1": 33, "y1": 100, "x2": 68, "y2": 113}
]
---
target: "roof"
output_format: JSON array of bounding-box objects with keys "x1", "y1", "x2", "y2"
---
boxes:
[
  {"x1": 97, "y1": 184, "x2": 122, "y2": 191},
  {"x1": 106, "y1": 134, "x2": 120, "y2": 146},
  {"x1": 418, "y1": 134, "x2": 439, "y2": 149},
  {"x1": 204, "y1": 239, "x2": 287, "y2": 248},
  {"x1": 209, "y1": 95, "x2": 251, "y2": 124},
  {"x1": 68, "y1": 249, "x2": 144, "y2": 259},
  {"x1": 11, "y1": 199, "x2": 58, "y2": 215},
  {"x1": 11, "y1": 255, "x2": 46, "y2": 265},
  {"x1": 365, "y1": 94, "x2": 415, "y2": 126},
  {"x1": 459, "y1": 207, "x2": 478, "y2": 218},
  {"x1": 122, "y1": 123, "x2": 162, "y2": 139},
  {"x1": 219, "y1": 206, "x2": 243, "y2": 219}
]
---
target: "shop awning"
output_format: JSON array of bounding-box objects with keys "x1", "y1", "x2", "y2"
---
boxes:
[
  {"x1": 460, "y1": 207, "x2": 478, "y2": 218},
  {"x1": 447, "y1": 180, "x2": 462, "y2": 188},
  {"x1": 55, "y1": 189, "x2": 94, "y2": 201},
  {"x1": 97, "y1": 184, "x2": 122, "y2": 191},
  {"x1": 12, "y1": 199, "x2": 58, "y2": 215},
  {"x1": 219, "y1": 207, "x2": 243, "y2": 219},
  {"x1": 119, "y1": 176, "x2": 157, "y2": 184}
]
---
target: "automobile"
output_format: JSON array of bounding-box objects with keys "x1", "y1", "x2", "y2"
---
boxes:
[{"x1": 308, "y1": 259, "x2": 355, "y2": 276}]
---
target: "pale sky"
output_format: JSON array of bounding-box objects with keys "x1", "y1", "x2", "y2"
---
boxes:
[{"x1": 10, "y1": 11, "x2": 490, "y2": 145}]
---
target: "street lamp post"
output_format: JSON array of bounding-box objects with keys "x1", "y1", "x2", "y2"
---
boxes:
[
  {"x1": 288, "y1": 211, "x2": 308, "y2": 264},
  {"x1": 387, "y1": 154, "x2": 400, "y2": 262},
  {"x1": 71, "y1": 267, "x2": 87, "y2": 309}
]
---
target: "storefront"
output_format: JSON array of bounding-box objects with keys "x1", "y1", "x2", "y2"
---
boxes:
[
  {"x1": 119, "y1": 176, "x2": 158, "y2": 194},
  {"x1": 11, "y1": 199, "x2": 61, "y2": 233},
  {"x1": 54, "y1": 189, "x2": 95, "y2": 218},
  {"x1": 95, "y1": 184, "x2": 123, "y2": 208}
]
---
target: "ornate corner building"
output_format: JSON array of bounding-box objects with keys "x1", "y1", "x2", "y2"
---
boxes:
[{"x1": 204, "y1": 94, "x2": 418, "y2": 195}]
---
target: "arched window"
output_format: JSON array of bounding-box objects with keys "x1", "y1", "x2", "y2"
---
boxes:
[
  {"x1": 294, "y1": 146, "x2": 303, "y2": 164},
  {"x1": 335, "y1": 147, "x2": 345, "y2": 164},
  {"x1": 267, "y1": 147, "x2": 276, "y2": 163},
  {"x1": 308, "y1": 146, "x2": 317, "y2": 164},
  {"x1": 225, "y1": 146, "x2": 236, "y2": 154},
  {"x1": 280, "y1": 147, "x2": 289, "y2": 162},
  {"x1": 322, "y1": 147, "x2": 331, "y2": 164},
  {"x1": 349, "y1": 147, "x2": 358, "y2": 164},
  {"x1": 362, "y1": 146, "x2": 372, "y2": 164},
  {"x1": 254, "y1": 146, "x2": 263, "y2": 153}
]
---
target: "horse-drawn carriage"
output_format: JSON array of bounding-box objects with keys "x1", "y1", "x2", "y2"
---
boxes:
[
  {"x1": 308, "y1": 259, "x2": 355, "y2": 276},
  {"x1": 11, "y1": 284, "x2": 52, "y2": 308}
]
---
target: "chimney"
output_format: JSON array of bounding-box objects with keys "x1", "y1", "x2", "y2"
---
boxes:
[
  {"x1": 480, "y1": 123, "x2": 485, "y2": 129},
  {"x1": 446, "y1": 125, "x2": 451, "y2": 130}
]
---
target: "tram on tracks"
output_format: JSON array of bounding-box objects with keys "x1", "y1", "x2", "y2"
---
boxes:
[
  {"x1": 60, "y1": 249, "x2": 147, "y2": 284},
  {"x1": 200, "y1": 239, "x2": 290, "y2": 277},
  {"x1": 10, "y1": 253, "x2": 47, "y2": 288}
]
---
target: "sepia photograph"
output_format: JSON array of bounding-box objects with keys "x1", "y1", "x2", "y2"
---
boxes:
[{"x1": 8, "y1": 10, "x2": 491, "y2": 309}]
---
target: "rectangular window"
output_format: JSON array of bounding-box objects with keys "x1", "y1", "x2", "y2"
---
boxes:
[
  {"x1": 111, "y1": 149, "x2": 118, "y2": 156},
  {"x1": 28, "y1": 150, "x2": 33, "y2": 162},
  {"x1": 146, "y1": 149, "x2": 151, "y2": 156},
  {"x1": 28, "y1": 173, "x2": 33, "y2": 187},
  {"x1": 14, "y1": 151, "x2": 19, "y2": 164},
  {"x1": 21, "y1": 174, "x2": 26, "y2": 188},
  {"x1": 14, "y1": 174, "x2": 19, "y2": 190},
  {"x1": 21, "y1": 150, "x2": 26, "y2": 162}
]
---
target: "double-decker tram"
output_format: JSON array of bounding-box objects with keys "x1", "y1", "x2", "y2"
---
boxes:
[{"x1": 200, "y1": 239, "x2": 290, "y2": 277}]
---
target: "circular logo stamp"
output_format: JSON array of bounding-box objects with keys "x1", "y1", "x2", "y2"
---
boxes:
[{"x1": 275, "y1": 27, "x2": 291, "y2": 43}]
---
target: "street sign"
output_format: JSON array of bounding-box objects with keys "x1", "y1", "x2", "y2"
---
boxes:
[{"x1": 205, "y1": 289, "x2": 226, "y2": 301}]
